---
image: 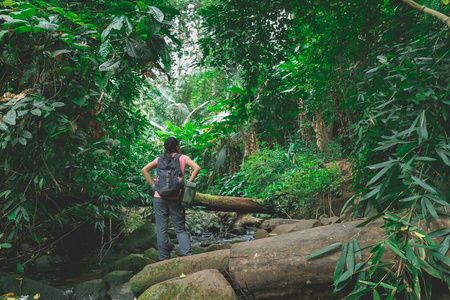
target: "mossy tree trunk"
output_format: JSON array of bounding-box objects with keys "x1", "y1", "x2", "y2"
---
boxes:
[{"x1": 193, "y1": 193, "x2": 265, "y2": 213}]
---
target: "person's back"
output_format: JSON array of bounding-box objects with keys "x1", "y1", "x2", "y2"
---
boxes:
[{"x1": 141, "y1": 137, "x2": 201, "y2": 260}]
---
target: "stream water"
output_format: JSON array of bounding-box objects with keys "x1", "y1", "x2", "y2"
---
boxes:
[{"x1": 25, "y1": 229, "x2": 256, "y2": 294}]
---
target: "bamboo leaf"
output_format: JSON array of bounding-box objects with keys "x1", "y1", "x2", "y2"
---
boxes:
[
  {"x1": 411, "y1": 175, "x2": 438, "y2": 195},
  {"x1": 426, "y1": 194, "x2": 449, "y2": 206},
  {"x1": 432, "y1": 252, "x2": 450, "y2": 266},
  {"x1": 368, "y1": 164, "x2": 393, "y2": 185},
  {"x1": 398, "y1": 195, "x2": 421, "y2": 202},
  {"x1": 380, "y1": 282, "x2": 397, "y2": 290},
  {"x1": 334, "y1": 243, "x2": 347, "y2": 282},
  {"x1": 372, "y1": 242, "x2": 385, "y2": 264},
  {"x1": 418, "y1": 110, "x2": 428, "y2": 142},
  {"x1": 436, "y1": 148, "x2": 450, "y2": 167},
  {"x1": 347, "y1": 241, "x2": 355, "y2": 273},
  {"x1": 358, "y1": 280, "x2": 377, "y2": 286},
  {"x1": 353, "y1": 239, "x2": 362, "y2": 260},
  {"x1": 335, "y1": 269, "x2": 352, "y2": 285},
  {"x1": 367, "y1": 160, "x2": 397, "y2": 170},
  {"x1": 428, "y1": 228, "x2": 450, "y2": 238},
  {"x1": 359, "y1": 186, "x2": 381, "y2": 202},
  {"x1": 406, "y1": 246, "x2": 420, "y2": 269},
  {"x1": 345, "y1": 287, "x2": 372, "y2": 300},
  {"x1": 423, "y1": 197, "x2": 438, "y2": 220},
  {"x1": 421, "y1": 198, "x2": 428, "y2": 223},
  {"x1": 418, "y1": 258, "x2": 441, "y2": 278},
  {"x1": 437, "y1": 236, "x2": 450, "y2": 255},
  {"x1": 340, "y1": 195, "x2": 356, "y2": 217},
  {"x1": 386, "y1": 241, "x2": 407, "y2": 259},
  {"x1": 306, "y1": 242, "x2": 343, "y2": 260},
  {"x1": 373, "y1": 289, "x2": 381, "y2": 300}
]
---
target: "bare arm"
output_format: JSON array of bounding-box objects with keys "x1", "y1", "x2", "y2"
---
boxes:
[
  {"x1": 141, "y1": 160, "x2": 158, "y2": 186},
  {"x1": 185, "y1": 158, "x2": 201, "y2": 182}
]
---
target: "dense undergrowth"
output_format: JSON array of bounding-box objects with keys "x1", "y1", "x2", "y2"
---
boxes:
[{"x1": 209, "y1": 143, "x2": 344, "y2": 218}]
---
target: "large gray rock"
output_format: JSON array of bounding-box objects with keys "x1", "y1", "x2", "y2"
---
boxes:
[
  {"x1": 73, "y1": 279, "x2": 108, "y2": 300},
  {"x1": 271, "y1": 219, "x2": 321, "y2": 236},
  {"x1": 138, "y1": 269, "x2": 237, "y2": 300},
  {"x1": 121, "y1": 222, "x2": 158, "y2": 251},
  {"x1": 253, "y1": 229, "x2": 269, "y2": 239},
  {"x1": 261, "y1": 218, "x2": 306, "y2": 231},
  {"x1": 0, "y1": 273, "x2": 68, "y2": 300},
  {"x1": 130, "y1": 249, "x2": 230, "y2": 297}
]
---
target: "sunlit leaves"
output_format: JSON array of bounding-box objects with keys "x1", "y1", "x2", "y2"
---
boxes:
[
  {"x1": 99, "y1": 59, "x2": 121, "y2": 72},
  {"x1": 148, "y1": 6, "x2": 164, "y2": 23}
]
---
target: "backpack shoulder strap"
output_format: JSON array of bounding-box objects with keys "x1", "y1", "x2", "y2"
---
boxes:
[{"x1": 172, "y1": 153, "x2": 183, "y2": 175}]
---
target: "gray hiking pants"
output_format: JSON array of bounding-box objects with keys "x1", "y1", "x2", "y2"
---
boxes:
[{"x1": 153, "y1": 197, "x2": 192, "y2": 260}]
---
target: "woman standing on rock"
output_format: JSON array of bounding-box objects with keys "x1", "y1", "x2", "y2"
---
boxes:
[{"x1": 141, "y1": 137, "x2": 201, "y2": 260}]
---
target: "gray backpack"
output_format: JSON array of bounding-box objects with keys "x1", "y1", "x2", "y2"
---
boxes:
[{"x1": 154, "y1": 153, "x2": 184, "y2": 198}]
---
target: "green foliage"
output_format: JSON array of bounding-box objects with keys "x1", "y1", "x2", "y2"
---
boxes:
[
  {"x1": 0, "y1": 0, "x2": 179, "y2": 246},
  {"x1": 310, "y1": 6, "x2": 450, "y2": 300},
  {"x1": 326, "y1": 219, "x2": 450, "y2": 299},
  {"x1": 210, "y1": 146, "x2": 342, "y2": 218}
]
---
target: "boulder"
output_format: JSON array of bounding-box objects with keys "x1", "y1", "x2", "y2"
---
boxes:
[
  {"x1": 130, "y1": 249, "x2": 230, "y2": 297},
  {"x1": 191, "y1": 245, "x2": 206, "y2": 255},
  {"x1": 34, "y1": 254, "x2": 52, "y2": 270},
  {"x1": 143, "y1": 248, "x2": 159, "y2": 261},
  {"x1": 260, "y1": 218, "x2": 307, "y2": 231},
  {"x1": 138, "y1": 269, "x2": 237, "y2": 300},
  {"x1": 271, "y1": 219, "x2": 321, "y2": 236},
  {"x1": 253, "y1": 229, "x2": 268, "y2": 239},
  {"x1": 73, "y1": 279, "x2": 108, "y2": 300},
  {"x1": 205, "y1": 243, "x2": 232, "y2": 252},
  {"x1": 319, "y1": 216, "x2": 340, "y2": 225},
  {"x1": 233, "y1": 213, "x2": 263, "y2": 228},
  {"x1": 103, "y1": 270, "x2": 133, "y2": 289},
  {"x1": 116, "y1": 254, "x2": 153, "y2": 274},
  {"x1": 121, "y1": 222, "x2": 158, "y2": 251},
  {"x1": 0, "y1": 272, "x2": 68, "y2": 300},
  {"x1": 107, "y1": 282, "x2": 135, "y2": 300},
  {"x1": 229, "y1": 217, "x2": 450, "y2": 299}
]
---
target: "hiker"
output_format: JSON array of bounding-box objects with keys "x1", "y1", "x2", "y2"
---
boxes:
[{"x1": 141, "y1": 137, "x2": 201, "y2": 260}]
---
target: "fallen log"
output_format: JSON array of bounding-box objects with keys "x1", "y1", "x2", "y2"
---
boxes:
[
  {"x1": 192, "y1": 193, "x2": 265, "y2": 213},
  {"x1": 228, "y1": 217, "x2": 450, "y2": 299}
]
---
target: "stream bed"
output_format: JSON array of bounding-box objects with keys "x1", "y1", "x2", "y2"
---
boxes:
[{"x1": 25, "y1": 229, "x2": 256, "y2": 294}]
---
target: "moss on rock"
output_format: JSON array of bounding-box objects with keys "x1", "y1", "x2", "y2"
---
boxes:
[{"x1": 138, "y1": 269, "x2": 237, "y2": 300}]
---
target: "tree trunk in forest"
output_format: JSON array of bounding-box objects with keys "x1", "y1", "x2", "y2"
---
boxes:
[
  {"x1": 296, "y1": 98, "x2": 313, "y2": 143},
  {"x1": 228, "y1": 217, "x2": 450, "y2": 299},
  {"x1": 311, "y1": 109, "x2": 331, "y2": 152},
  {"x1": 192, "y1": 193, "x2": 265, "y2": 213},
  {"x1": 241, "y1": 116, "x2": 260, "y2": 166}
]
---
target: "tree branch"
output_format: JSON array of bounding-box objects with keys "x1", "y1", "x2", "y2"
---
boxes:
[{"x1": 401, "y1": 0, "x2": 450, "y2": 27}]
